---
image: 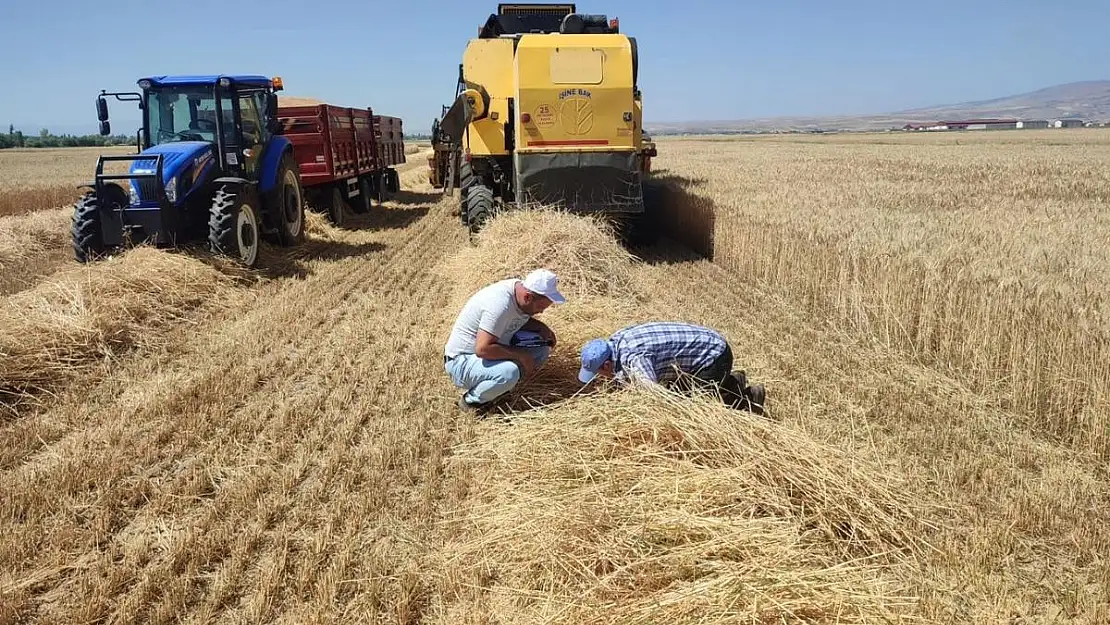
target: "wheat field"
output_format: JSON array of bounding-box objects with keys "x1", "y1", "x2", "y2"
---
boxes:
[{"x1": 1, "y1": 131, "x2": 1109, "y2": 624}]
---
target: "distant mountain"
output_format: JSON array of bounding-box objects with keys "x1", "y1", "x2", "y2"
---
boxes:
[{"x1": 646, "y1": 81, "x2": 1110, "y2": 134}]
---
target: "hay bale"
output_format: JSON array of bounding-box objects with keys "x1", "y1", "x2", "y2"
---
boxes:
[
  {"x1": 0, "y1": 247, "x2": 237, "y2": 412},
  {"x1": 433, "y1": 388, "x2": 938, "y2": 623}
]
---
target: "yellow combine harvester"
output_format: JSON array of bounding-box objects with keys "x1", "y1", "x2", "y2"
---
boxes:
[{"x1": 430, "y1": 3, "x2": 658, "y2": 240}]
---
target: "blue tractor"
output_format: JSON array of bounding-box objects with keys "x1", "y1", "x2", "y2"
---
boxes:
[{"x1": 76, "y1": 74, "x2": 306, "y2": 268}]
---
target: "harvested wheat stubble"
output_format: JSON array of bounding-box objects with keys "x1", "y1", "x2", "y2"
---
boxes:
[
  {"x1": 0, "y1": 246, "x2": 238, "y2": 412},
  {"x1": 431, "y1": 387, "x2": 939, "y2": 624}
]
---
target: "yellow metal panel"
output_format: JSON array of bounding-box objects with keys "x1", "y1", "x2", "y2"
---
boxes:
[
  {"x1": 461, "y1": 38, "x2": 514, "y2": 157},
  {"x1": 514, "y1": 33, "x2": 637, "y2": 154}
]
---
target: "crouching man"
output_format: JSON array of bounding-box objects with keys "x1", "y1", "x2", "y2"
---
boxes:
[
  {"x1": 577, "y1": 321, "x2": 766, "y2": 414},
  {"x1": 444, "y1": 269, "x2": 565, "y2": 413}
]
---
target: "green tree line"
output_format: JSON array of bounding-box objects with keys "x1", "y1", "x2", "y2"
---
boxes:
[{"x1": 1, "y1": 124, "x2": 134, "y2": 149}]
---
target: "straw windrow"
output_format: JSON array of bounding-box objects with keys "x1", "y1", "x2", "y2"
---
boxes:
[{"x1": 429, "y1": 211, "x2": 940, "y2": 623}]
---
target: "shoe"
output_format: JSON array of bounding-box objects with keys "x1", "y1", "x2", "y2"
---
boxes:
[
  {"x1": 743, "y1": 384, "x2": 766, "y2": 416},
  {"x1": 457, "y1": 393, "x2": 511, "y2": 416}
]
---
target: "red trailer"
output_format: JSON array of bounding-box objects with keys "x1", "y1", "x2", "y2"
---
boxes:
[{"x1": 277, "y1": 103, "x2": 406, "y2": 226}]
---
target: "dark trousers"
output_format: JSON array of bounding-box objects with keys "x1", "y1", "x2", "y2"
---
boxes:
[{"x1": 673, "y1": 344, "x2": 745, "y2": 405}]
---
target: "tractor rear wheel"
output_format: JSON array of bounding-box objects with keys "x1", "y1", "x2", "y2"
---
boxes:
[
  {"x1": 270, "y1": 153, "x2": 305, "y2": 247},
  {"x1": 209, "y1": 184, "x2": 261, "y2": 268},
  {"x1": 466, "y1": 182, "x2": 494, "y2": 239},
  {"x1": 326, "y1": 186, "x2": 347, "y2": 228}
]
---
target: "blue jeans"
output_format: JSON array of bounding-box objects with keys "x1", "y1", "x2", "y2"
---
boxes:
[{"x1": 445, "y1": 344, "x2": 551, "y2": 405}]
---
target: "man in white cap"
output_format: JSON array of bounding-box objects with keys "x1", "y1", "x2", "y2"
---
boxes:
[{"x1": 444, "y1": 268, "x2": 566, "y2": 413}]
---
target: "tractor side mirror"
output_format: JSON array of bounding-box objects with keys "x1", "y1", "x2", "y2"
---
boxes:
[
  {"x1": 96, "y1": 97, "x2": 109, "y2": 122},
  {"x1": 99, "y1": 120, "x2": 111, "y2": 136}
]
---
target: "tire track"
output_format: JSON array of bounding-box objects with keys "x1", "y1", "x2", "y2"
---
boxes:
[{"x1": 1, "y1": 186, "x2": 458, "y2": 622}]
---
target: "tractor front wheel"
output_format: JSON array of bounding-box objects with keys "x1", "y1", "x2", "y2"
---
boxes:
[
  {"x1": 72, "y1": 192, "x2": 105, "y2": 263},
  {"x1": 209, "y1": 184, "x2": 261, "y2": 268},
  {"x1": 71, "y1": 183, "x2": 126, "y2": 263}
]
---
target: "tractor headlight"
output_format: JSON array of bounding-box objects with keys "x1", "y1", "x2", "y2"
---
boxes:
[
  {"x1": 129, "y1": 183, "x2": 140, "y2": 206},
  {"x1": 165, "y1": 176, "x2": 178, "y2": 204}
]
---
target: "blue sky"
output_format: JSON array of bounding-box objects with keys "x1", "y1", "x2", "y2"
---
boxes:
[{"x1": 1, "y1": 0, "x2": 1108, "y2": 135}]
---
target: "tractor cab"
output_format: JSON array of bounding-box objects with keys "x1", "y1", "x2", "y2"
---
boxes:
[
  {"x1": 76, "y1": 74, "x2": 306, "y2": 268},
  {"x1": 96, "y1": 75, "x2": 284, "y2": 208}
]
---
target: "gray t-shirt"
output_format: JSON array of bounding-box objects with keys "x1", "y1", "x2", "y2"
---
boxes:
[{"x1": 444, "y1": 279, "x2": 531, "y2": 358}]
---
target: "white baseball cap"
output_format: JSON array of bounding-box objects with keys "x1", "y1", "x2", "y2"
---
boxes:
[{"x1": 521, "y1": 268, "x2": 566, "y2": 304}]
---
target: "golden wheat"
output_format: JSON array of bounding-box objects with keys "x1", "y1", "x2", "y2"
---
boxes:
[
  {"x1": 0, "y1": 146, "x2": 135, "y2": 217},
  {"x1": 651, "y1": 129, "x2": 1110, "y2": 455}
]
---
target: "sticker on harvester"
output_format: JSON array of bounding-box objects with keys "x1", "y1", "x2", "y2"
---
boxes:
[{"x1": 535, "y1": 104, "x2": 555, "y2": 127}]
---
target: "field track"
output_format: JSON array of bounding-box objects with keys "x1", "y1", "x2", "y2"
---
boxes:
[{"x1": 2, "y1": 139, "x2": 1109, "y2": 624}]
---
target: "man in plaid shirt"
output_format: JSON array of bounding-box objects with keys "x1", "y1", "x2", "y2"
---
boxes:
[{"x1": 577, "y1": 321, "x2": 766, "y2": 414}]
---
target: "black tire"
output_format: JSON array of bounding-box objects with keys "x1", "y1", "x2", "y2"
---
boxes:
[
  {"x1": 72, "y1": 192, "x2": 105, "y2": 263},
  {"x1": 386, "y1": 168, "x2": 400, "y2": 193},
  {"x1": 326, "y1": 186, "x2": 347, "y2": 228},
  {"x1": 71, "y1": 184, "x2": 126, "y2": 263},
  {"x1": 208, "y1": 184, "x2": 261, "y2": 268},
  {"x1": 268, "y1": 152, "x2": 305, "y2": 247},
  {"x1": 458, "y1": 160, "x2": 476, "y2": 225},
  {"x1": 352, "y1": 176, "x2": 373, "y2": 214},
  {"x1": 466, "y1": 183, "x2": 494, "y2": 237}
]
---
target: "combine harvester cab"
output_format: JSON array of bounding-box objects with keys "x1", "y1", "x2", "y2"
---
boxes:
[
  {"x1": 75, "y1": 75, "x2": 307, "y2": 268},
  {"x1": 433, "y1": 3, "x2": 657, "y2": 241},
  {"x1": 276, "y1": 103, "x2": 405, "y2": 228}
]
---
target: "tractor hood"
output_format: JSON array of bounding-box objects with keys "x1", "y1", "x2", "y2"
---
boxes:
[{"x1": 129, "y1": 142, "x2": 216, "y2": 205}]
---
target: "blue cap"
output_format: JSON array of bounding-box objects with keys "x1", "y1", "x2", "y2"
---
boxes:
[{"x1": 578, "y1": 339, "x2": 612, "y2": 383}]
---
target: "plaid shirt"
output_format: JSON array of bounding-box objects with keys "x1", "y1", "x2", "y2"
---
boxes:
[{"x1": 609, "y1": 322, "x2": 727, "y2": 385}]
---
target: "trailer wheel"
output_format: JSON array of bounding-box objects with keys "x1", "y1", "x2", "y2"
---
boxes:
[
  {"x1": 270, "y1": 153, "x2": 305, "y2": 246},
  {"x1": 385, "y1": 168, "x2": 400, "y2": 194},
  {"x1": 466, "y1": 182, "x2": 494, "y2": 239},
  {"x1": 209, "y1": 184, "x2": 261, "y2": 268},
  {"x1": 352, "y1": 176, "x2": 373, "y2": 214},
  {"x1": 326, "y1": 186, "x2": 347, "y2": 228}
]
